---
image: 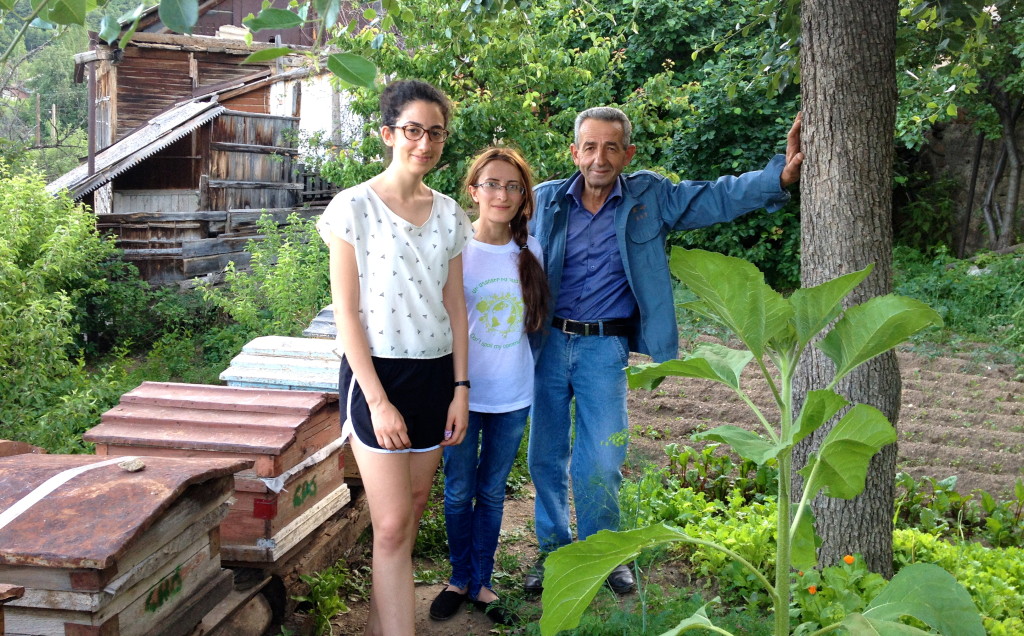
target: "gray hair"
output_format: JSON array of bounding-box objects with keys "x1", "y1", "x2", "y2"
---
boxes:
[{"x1": 574, "y1": 107, "x2": 633, "y2": 147}]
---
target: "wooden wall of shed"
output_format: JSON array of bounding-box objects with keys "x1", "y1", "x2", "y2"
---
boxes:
[
  {"x1": 222, "y1": 86, "x2": 270, "y2": 114},
  {"x1": 114, "y1": 48, "x2": 269, "y2": 141},
  {"x1": 115, "y1": 135, "x2": 202, "y2": 190},
  {"x1": 208, "y1": 111, "x2": 301, "y2": 211}
]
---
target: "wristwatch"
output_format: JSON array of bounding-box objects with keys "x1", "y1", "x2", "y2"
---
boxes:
[{"x1": 453, "y1": 380, "x2": 471, "y2": 389}]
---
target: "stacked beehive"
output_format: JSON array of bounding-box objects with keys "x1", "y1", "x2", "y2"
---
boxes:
[
  {"x1": 0, "y1": 454, "x2": 248, "y2": 635},
  {"x1": 83, "y1": 382, "x2": 350, "y2": 563}
]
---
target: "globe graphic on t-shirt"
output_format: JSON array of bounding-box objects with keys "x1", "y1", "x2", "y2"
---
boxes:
[{"x1": 475, "y1": 293, "x2": 524, "y2": 338}]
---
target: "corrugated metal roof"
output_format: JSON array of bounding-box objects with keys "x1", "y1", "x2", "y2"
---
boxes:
[
  {"x1": 84, "y1": 382, "x2": 339, "y2": 476},
  {"x1": 0, "y1": 454, "x2": 249, "y2": 569},
  {"x1": 46, "y1": 100, "x2": 226, "y2": 200}
]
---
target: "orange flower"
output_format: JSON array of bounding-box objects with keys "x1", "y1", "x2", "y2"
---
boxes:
[
  {"x1": 843, "y1": 554, "x2": 855, "y2": 565},
  {"x1": 808, "y1": 585, "x2": 817, "y2": 595}
]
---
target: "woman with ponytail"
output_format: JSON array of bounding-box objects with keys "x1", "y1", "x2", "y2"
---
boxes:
[{"x1": 429, "y1": 147, "x2": 548, "y2": 626}]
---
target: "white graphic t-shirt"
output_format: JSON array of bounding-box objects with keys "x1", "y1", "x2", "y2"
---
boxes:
[
  {"x1": 464, "y1": 235, "x2": 543, "y2": 412},
  {"x1": 317, "y1": 183, "x2": 472, "y2": 359}
]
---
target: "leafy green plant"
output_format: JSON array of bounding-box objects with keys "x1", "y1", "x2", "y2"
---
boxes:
[
  {"x1": 664, "y1": 443, "x2": 778, "y2": 504},
  {"x1": 894, "y1": 528, "x2": 1024, "y2": 635},
  {"x1": 538, "y1": 248, "x2": 983, "y2": 636},
  {"x1": 894, "y1": 246, "x2": 1024, "y2": 347},
  {"x1": 202, "y1": 212, "x2": 330, "y2": 337},
  {"x1": 790, "y1": 554, "x2": 888, "y2": 633},
  {"x1": 293, "y1": 563, "x2": 353, "y2": 636},
  {"x1": 894, "y1": 472, "x2": 1024, "y2": 548}
]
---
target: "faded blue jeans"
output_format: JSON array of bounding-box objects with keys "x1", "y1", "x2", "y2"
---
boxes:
[
  {"x1": 443, "y1": 407, "x2": 529, "y2": 598},
  {"x1": 528, "y1": 330, "x2": 630, "y2": 554}
]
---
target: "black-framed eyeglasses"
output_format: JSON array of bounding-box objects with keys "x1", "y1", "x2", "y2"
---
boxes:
[
  {"x1": 391, "y1": 124, "x2": 450, "y2": 143},
  {"x1": 471, "y1": 182, "x2": 527, "y2": 195}
]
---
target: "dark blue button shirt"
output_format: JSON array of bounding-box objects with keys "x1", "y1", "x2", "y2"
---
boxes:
[{"x1": 553, "y1": 174, "x2": 638, "y2": 321}]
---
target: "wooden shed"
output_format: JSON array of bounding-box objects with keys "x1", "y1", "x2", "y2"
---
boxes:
[
  {"x1": 83, "y1": 383, "x2": 351, "y2": 563},
  {"x1": 0, "y1": 454, "x2": 250, "y2": 636},
  {"x1": 47, "y1": 13, "x2": 354, "y2": 284}
]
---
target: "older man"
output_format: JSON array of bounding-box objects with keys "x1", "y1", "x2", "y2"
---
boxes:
[{"x1": 525, "y1": 107, "x2": 802, "y2": 594}]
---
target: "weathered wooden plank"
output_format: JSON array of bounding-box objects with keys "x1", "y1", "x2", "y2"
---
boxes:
[
  {"x1": 150, "y1": 569, "x2": 232, "y2": 636},
  {"x1": 207, "y1": 180, "x2": 303, "y2": 190},
  {"x1": 219, "y1": 484, "x2": 351, "y2": 563},
  {"x1": 185, "y1": 574, "x2": 270, "y2": 636},
  {"x1": 180, "y1": 237, "x2": 258, "y2": 258},
  {"x1": 94, "y1": 212, "x2": 228, "y2": 223},
  {"x1": 224, "y1": 443, "x2": 346, "y2": 545},
  {"x1": 210, "y1": 142, "x2": 298, "y2": 156},
  {"x1": 0, "y1": 441, "x2": 46, "y2": 457},
  {"x1": 181, "y1": 251, "x2": 251, "y2": 277}
]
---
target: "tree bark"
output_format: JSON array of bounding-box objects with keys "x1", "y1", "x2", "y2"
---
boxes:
[{"x1": 793, "y1": 0, "x2": 900, "y2": 578}]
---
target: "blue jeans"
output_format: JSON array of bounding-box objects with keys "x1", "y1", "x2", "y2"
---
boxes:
[
  {"x1": 528, "y1": 330, "x2": 630, "y2": 553},
  {"x1": 443, "y1": 407, "x2": 529, "y2": 598}
]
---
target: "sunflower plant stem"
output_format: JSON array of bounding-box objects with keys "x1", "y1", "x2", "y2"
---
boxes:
[{"x1": 774, "y1": 369, "x2": 795, "y2": 636}]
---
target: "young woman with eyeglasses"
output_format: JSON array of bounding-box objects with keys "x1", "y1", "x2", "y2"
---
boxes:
[
  {"x1": 317, "y1": 79, "x2": 472, "y2": 635},
  {"x1": 428, "y1": 146, "x2": 549, "y2": 626}
]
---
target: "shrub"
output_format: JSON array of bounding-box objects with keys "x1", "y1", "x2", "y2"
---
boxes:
[
  {"x1": 203, "y1": 213, "x2": 330, "y2": 337},
  {"x1": 0, "y1": 161, "x2": 127, "y2": 444}
]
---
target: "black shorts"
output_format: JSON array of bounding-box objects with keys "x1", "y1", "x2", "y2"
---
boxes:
[{"x1": 339, "y1": 354, "x2": 454, "y2": 452}]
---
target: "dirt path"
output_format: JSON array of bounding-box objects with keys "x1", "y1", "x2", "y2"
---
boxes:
[{"x1": 329, "y1": 348, "x2": 1024, "y2": 635}]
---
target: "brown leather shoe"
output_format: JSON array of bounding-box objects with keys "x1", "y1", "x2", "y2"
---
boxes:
[{"x1": 607, "y1": 563, "x2": 635, "y2": 594}]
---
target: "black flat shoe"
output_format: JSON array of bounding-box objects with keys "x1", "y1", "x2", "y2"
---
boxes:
[
  {"x1": 472, "y1": 598, "x2": 520, "y2": 626},
  {"x1": 429, "y1": 589, "x2": 468, "y2": 621},
  {"x1": 607, "y1": 563, "x2": 636, "y2": 595},
  {"x1": 523, "y1": 555, "x2": 545, "y2": 594}
]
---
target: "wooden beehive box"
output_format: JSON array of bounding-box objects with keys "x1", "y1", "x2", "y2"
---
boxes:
[
  {"x1": 219, "y1": 335, "x2": 340, "y2": 393},
  {"x1": 0, "y1": 454, "x2": 249, "y2": 636},
  {"x1": 83, "y1": 383, "x2": 351, "y2": 563}
]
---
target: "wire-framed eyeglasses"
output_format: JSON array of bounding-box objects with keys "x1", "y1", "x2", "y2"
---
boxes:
[
  {"x1": 471, "y1": 182, "x2": 527, "y2": 195},
  {"x1": 391, "y1": 124, "x2": 450, "y2": 143}
]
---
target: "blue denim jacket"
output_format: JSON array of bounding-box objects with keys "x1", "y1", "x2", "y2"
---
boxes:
[{"x1": 529, "y1": 155, "x2": 791, "y2": 362}]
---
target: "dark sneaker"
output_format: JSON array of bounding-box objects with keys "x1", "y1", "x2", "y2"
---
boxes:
[
  {"x1": 472, "y1": 598, "x2": 521, "y2": 626},
  {"x1": 606, "y1": 563, "x2": 636, "y2": 595},
  {"x1": 523, "y1": 555, "x2": 546, "y2": 594},
  {"x1": 428, "y1": 588, "x2": 467, "y2": 621}
]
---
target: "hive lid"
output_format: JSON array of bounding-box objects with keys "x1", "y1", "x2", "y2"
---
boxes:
[
  {"x1": 84, "y1": 382, "x2": 336, "y2": 454},
  {"x1": 0, "y1": 454, "x2": 250, "y2": 569},
  {"x1": 219, "y1": 336, "x2": 341, "y2": 394}
]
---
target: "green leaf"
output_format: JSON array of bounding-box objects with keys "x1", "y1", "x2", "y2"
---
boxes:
[
  {"x1": 45, "y1": 0, "x2": 88, "y2": 25},
  {"x1": 657, "y1": 602, "x2": 717, "y2": 636},
  {"x1": 243, "y1": 7, "x2": 303, "y2": 32},
  {"x1": 242, "y1": 47, "x2": 294, "y2": 63},
  {"x1": 842, "y1": 613, "x2": 932, "y2": 635},
  {"x1": 799, "y1": 404, "x2": 896, "y2": 500},
  {"x1": 694, "y1": 425, "x2": 780, "y2": 464},
  {"x1": 818, "y1": 295, "x2": 942, "y2": 383},
  {"x1": 540, "y1": 525, "x2": 688, "y2": 636},
  {"x1": 159, "y1": 0, "x2": 199, "y2": 34},
  {"x1": 789, "y1": 265, "x2": 872, "y2": 346},
  {"x1": 0, "y1": 0, "x2": 14, "y2": 11},
  {"x1": 362, "y1": 7, "x2": 376, "y2": 20},
  {"x1": 670, "y1": 248, "x2": 792, "y2": 357},
  {"x1": 313, "y1": 0, "x2": 341, "y2": 30},
  {"x1": 627, "y1": 343, "x2": 753, "y2": 391},
  {"x1": 855, "y1": 563, "x2": 985, "y2": 636},
  {"x1": 790, "y1": 503, "x2": 819, "y2": 571},
  {"x1": 788, "y1": 389, "x2": 848, "y2": 447},
  {"x1": 327, "y1": 53, "x2": 377, "y2": 88},
  {"x1": 98, "y1": 15, "x2": 120, "y2": 43}
]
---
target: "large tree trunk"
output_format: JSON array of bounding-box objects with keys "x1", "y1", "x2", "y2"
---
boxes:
[{"x1": 793, "y1": 0, "x2": 900, "y2": 578}]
